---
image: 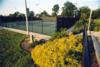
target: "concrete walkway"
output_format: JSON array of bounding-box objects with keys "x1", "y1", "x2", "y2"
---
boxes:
[
  {"x1": 89, "y1": 31, "x2": 100, "y2": 37},
  {"x1": 20, "y1": 38, "x2": 33, "y2": 52},
  {"x1": 0, "y1": 26, "x2": 52, "y2": 53},
  {"x1": 91, "y1": 31, "x2": 100, "y2": 67},
  {"x1": 0, "y1": 26, "x2": 51, "y2": 41},
  {"x1": 92, "y1": 36, "x2": 100, "y2": 67}
]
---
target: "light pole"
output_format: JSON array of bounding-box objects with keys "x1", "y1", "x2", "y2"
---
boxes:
[
  {"x1": 25, "y1": 0, "x2": 29, "y2": 35},
  {"x1": 88, "y1": 9, "x2": 92, "y2": 35}
]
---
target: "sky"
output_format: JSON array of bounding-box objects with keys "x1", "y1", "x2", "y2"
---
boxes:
[{"x1": 0, "y1": 0, "x2": 100, "y2": 16}]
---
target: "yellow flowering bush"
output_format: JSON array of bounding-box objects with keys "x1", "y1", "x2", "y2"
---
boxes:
[{"x1": 31, "y1": 34, "x2": 83, "y2": 67}]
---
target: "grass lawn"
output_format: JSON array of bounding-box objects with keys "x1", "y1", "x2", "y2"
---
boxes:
[
  {"x1": 72, "y1": 19, "x2": 100, "y2": 33},
  {"x1": 91, "y1": 19, "x2": 100, "y2": 31},
  {"x1": 94, "y1": 19, "x2": 100, "y2": 25},
  {"x1": 41, "y1": 16, "x2": 56, "y2": 22},
  {"x1": 0, "y1": 29, "x2": 34, "y2": 67}
]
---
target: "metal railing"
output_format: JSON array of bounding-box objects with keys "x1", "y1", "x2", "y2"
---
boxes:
[{"x1": 83, "y1": 25, "x2": 91, "y2": 67}]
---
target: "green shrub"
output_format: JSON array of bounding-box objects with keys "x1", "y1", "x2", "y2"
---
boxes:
[
  {"x1": 94, "y1": 27, "x2": 100, "y2": 31},
  {"x1": 52, "y1": 28, "x2": 68, "y2": 39},
  {"x1": 90, "y1": 19, "x2": 100, "y2": 31},
  {"x1": 72, "y1": 19, "x2": 84, "y2": 34}
]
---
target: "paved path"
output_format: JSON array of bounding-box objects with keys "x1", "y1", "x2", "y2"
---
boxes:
[
  {"x1": 0, "y1": 26, "x2": 77, "y2": 53},
  {"x1": 20, "y1": 38, "x2": 33, "y2": 52},
  {"x1": 92, "y1": 37, "x2": 100, "y2": 67},
  {"x1": 0, "y1": 26, "x2": 51, "y2": 52},
  {"x1": 91, "y1": 31, "x2": 100, "y2": 67},
  {"x1": 89, "y1": 31, "x2": 100, "y2": 37},
  {"x1": 0, "y1": 26, "x2": 51, "y2": 41}
]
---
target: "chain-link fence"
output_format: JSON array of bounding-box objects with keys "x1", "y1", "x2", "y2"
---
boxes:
[{"x1": 0, "y1": 21, "x2": 56, "y2": 35}]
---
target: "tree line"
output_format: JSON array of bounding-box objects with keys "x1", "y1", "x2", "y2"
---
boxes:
[
  {"x1": 51, "y1": 1, "x2": 100, "y2": 19},
  {"x1": 0, "y1": 1, "x2": 100, "y2": 22},
  {"x1": 36, "y1": 1, "x2": 100, "y2": 19}
]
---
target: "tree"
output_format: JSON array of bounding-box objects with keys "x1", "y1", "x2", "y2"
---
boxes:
[
  {"x1": 61, "y1": 1, "x2": 77, "y2": 16},
  {"x1": 52, "y1": 4, "x2": 59, "y2": 16},
  {"x1": 36, "y1": 14, "x2": 40, "y2": 18},
  {"x1": 79, "y1": 7, "x2": 90, "y2": 19},
  {"x1": 8, "y1": 12, "x2": 20, "y2": 17},
  {"x1": 18, "y1": 13, "x2": 25, "y2": 17},
  {"x1": 29, "y1": 11, "x2": 34, "y2": 17},
  {"x1": 9, "y1": 12, "x2": 25, "y2": 17},
  {"x1": 92, "y1": 8, "x2": 100, "y2": 19},
  {"x1": 13, "y1": 12, "x2": 20, "y2": 17},
  {"x1": 40, "y1": 10, "x2": 50, "y2": 17}
]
